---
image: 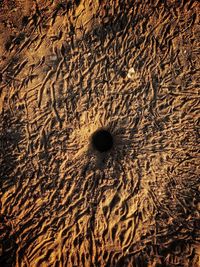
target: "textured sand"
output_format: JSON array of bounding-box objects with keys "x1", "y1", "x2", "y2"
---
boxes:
[{"x1": 0, "y1": 0, "x2": 200, "y2": 266}]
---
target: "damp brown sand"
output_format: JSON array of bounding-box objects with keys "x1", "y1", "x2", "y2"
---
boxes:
[{"x1": 0, "y1": 1, "x2": 200, "y2": 266}]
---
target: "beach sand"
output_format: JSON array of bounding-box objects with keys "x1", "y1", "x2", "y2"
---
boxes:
[{"x1": 0, "y1": 1, "x2": 200, "y2": 266}]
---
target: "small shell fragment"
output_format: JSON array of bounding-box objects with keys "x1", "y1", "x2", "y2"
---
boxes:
[{"x1": 127, "y1": 67, "x2": 140, "y2": 81}]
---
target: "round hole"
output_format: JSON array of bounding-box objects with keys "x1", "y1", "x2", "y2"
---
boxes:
[{"x1": 92, "y1": 129, "x2": 113, "y2": 153}]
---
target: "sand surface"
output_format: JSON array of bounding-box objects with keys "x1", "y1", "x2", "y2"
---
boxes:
[{"x1": 0, "y1": 0, "x2": 200, "y2": 266}]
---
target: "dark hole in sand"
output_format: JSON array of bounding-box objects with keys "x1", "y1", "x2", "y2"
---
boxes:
[{"x1": 92, "y1": 129, "x2": 113, "y2": 153}]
